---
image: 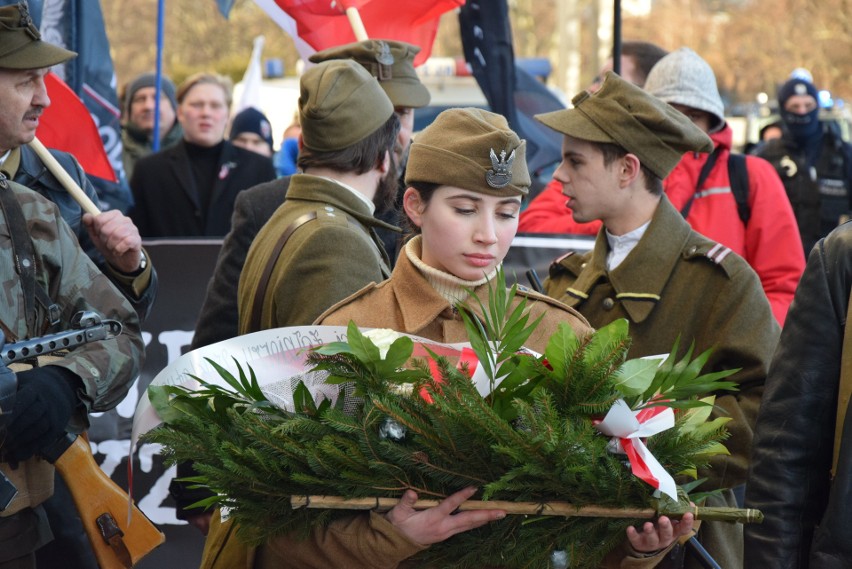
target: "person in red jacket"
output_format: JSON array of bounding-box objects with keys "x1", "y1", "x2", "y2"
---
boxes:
[{"x1": 520, "y1": 48, "x2": 804, "y2": 324}]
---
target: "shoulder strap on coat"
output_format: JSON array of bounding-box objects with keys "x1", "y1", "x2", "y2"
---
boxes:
[
  {"x1": 248, "y1": 211, "x2": 318, "y2": 332},
  {"x1": 832, "y1": 286, "x2": 852, "y2": 477}
]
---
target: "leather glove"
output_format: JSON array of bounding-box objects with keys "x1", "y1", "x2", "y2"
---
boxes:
[{"x1": 3, "y1": 366, "x2": 81, "y2": 462}]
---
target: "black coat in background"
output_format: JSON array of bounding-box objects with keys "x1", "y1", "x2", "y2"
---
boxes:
[
  {"x1": 190, "y1": 177, "x2": 290, "y2": 350},
  {"x1": 745, "y1": 221, "x2": 852, "y2": 568},
  {"x1": 129, "y1": 139, "x2": 276, "y2": 238}
]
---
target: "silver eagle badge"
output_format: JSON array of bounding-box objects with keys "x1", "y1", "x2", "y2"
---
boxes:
[
  {"x1": 375, "y1": 41, "x2": 394, "y2": 80},
  {"x1": 485, "y1": 148, "x2": 515, "y2": 188}
]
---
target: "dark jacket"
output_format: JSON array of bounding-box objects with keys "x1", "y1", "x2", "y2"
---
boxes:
[
  {"x1": 129, "y1": 139, "x2": 276, "y2": 238},
  {"x1": 7, "y1": 145, "x2": 157, "y2": 321},
  {"x1": 758, "y1": 126, "x2": 852, "y2": 253},
  {"x1": 745, "y1": 221, "x2": 852, "y2": 568},
  {"x1": 191, "y1": 178, "x2": 290, "y2": 350},
  {"x1": 121, "y1": 120, "x2": 183, "y2": 182}
]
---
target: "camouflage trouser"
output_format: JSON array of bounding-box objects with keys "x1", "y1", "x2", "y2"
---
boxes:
[{"x1": 0, "y1": 506, "x2": 52, "y2": 567}]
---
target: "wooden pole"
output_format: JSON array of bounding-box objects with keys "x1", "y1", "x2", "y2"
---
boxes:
[
  {"x1": 337, "y1": 1, "x2": 368, "y2": 41},
  {"x1": 27, "y1": 137, "x2": 101, "y2": 216},
  {"x1": 291, "y1": 496, "x2": 764, "y2": 524}
]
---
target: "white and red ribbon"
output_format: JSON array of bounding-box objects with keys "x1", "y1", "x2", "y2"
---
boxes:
[{"x1": 594, "y1": 399, "x2": 677, "y2": 499}]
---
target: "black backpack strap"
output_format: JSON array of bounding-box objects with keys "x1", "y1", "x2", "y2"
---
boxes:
[
  {"x1": 727, "y1": 153, "x2": 751, "y2": 225},
  {"x1": 680, "y1": 147, "x2": 723, "y2": 221}
]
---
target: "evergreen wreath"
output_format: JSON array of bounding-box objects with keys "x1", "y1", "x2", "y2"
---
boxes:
[{"x1": 146, "y1": 270, "x2": 753, "y2": 568}]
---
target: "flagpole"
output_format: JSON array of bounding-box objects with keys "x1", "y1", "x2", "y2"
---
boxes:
[
  {"x1": 28, "y1": 137, "x2": 101, "y2": 216},
  {"x1": 153, "y1": 0, "x2": 166, "y2": 152},
  {"x1": 337, "y1": 1, "x2": 369, "y2": 41}
]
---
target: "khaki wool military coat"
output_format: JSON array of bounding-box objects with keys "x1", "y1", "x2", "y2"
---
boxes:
[
  {"x1": 544, "y1": 197, "x2": 780, "y2": 492},
  {"x1": 238, "y1": 174, "x2": 398, "y2": 333}
]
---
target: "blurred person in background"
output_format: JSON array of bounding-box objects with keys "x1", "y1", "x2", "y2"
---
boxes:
[
  {"x1": 756, "y1": 75, "x2": 852, "y2": 253},
  {"x1": 129, "y1": 72, "x2": 275, "y2": 238},
  {"x1": 229, "y1": 106, "x2": 274, "y2": 158},
  {"x1": 275, "y1": 113, "x2": 301, "y2": 177},
  {"x1": 588, "y1": 40, "x2": 669, "y2": 92},
  {"x1": 643, "y1": 47, "x2": 804, "y2": 325},
  {"x1": 120, "y1": 72, "x2": 182, "y2": 180}
]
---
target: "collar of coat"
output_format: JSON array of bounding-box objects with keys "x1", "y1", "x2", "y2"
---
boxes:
[
  {"x1": 286, "y1": 173, "x2": 401, "y2": 233},
  {"x1": 389, "y1": 241, "x2": 490, "y2": 335},
  {"x1": 565, "y1": 196, "x2": 692, "y2": 324}
]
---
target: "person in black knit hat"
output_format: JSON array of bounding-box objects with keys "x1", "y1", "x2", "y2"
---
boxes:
[{"x1": 756, "y1": 74, "x2": 852, "y2": 253}]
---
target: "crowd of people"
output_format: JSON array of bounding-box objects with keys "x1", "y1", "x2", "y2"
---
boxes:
[{"x1": 2, "y1": 0, "x2": 852, "y2": 566}]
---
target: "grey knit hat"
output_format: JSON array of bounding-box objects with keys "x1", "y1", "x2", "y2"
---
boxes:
[
  {"x1": 644, "y1": 47, "x2": 725, "y2": 133},
  {"x1": 125, "y1": 72, "x2": 178, "y2": 116}
]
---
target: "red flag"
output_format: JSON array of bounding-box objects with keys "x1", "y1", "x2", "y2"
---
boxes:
[
  {"x1": 254, "y1": 0, "x2": 464, "y2": 66},
  {"x1": 36, "y1": 72, "x2": 117, "y2": 182}
]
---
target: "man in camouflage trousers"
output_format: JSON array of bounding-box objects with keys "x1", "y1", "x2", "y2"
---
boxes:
[
  {"x1": 0, "y1": 174, "x2": 144, "y2": 567},
  {"x1": 0, "y1": 5, "x2": 145, "y2": 567}
]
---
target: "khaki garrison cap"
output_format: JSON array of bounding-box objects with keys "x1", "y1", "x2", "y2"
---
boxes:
[
  {"x1": 0, "y1": 2, "x2": 75, "y2": 69},
  {"x1": 309, "y1": 39, "x2": 431, "y2": 109},
  {"x1": 535, "y1": 71, "x2": 713, "y2": 179},
  {"x1": 298, "y1": 59, "x2": 394, "y2": 153},
  {"x1": 406, "y1": 107, "x2": 530, "y2": 197}
]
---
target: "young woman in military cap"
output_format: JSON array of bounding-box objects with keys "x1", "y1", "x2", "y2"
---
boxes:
[{"x1": 316, "y1": 107, "x2": 694, "y2": 567}]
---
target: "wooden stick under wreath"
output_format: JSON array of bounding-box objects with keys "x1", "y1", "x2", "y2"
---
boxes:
[{"x1": 291, "y1": 496, "x2": 764, "y2": 524}]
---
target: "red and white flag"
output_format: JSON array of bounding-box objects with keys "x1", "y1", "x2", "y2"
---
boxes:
[{"x1": 253, "y1": 0, "x2": 464, "y2": 66}]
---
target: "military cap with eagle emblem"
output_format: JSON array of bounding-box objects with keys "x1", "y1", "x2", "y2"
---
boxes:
[{"x1": 405, "y1": 107, "x2": 530, "y2": 197}]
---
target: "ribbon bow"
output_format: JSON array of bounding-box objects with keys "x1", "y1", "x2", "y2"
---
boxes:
[{"x1": 595, "y1": 399, "x2": 677, "y2": 499}]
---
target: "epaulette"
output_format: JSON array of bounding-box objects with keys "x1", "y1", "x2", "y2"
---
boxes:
[
  {"x1": 314, "y1": 280, "x2": 382, "y2": 323},
  {"x1": 314, "y1": 205, "x2": 351, "y2": 227},
  {"x1": 548, "y1": 250, "x2": 586, "y2": 279},
  {"x1": 683, "y1": 241, "x2": 737, "y2": 277}
]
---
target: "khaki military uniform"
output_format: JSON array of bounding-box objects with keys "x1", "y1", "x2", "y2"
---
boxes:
[
  {"x1": 316, "y1": 240, "x2": 593, "y2": 351},
  {"x1": 313, "y1": 242, "x2": 690, "y2": 569},
  {"x1": 238, "y1": 174, "x2": 397, "y2": 333},
  {"x1": 544, "y1": 197, "x2": 779, "y2": 568}
]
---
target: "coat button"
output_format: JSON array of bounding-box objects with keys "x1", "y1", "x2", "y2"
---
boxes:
[
  {"x1": 688, "y1": 246, "x2": 697, "y2": 255},
  {"x1": 602, "y1": 297, "x2": 615, "y2": 310}
]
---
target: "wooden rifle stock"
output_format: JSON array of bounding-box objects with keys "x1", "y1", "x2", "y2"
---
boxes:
[{"x1": 51, "y1": 435, "x2": 164, "y2": 568}]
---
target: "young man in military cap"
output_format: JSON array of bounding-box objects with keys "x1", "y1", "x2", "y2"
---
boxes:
[
  {"x1": 237, "y1": 58, "x2": 401, "y2": 331},
  {"x1": 190, "y1": 39, "x2": 431, "y2": 351},
  {"x1": 199, "y1": 58, "x2": 479, "y2": 568},
  {"x1": 537, "y1": 71, "x2": 780, "y2": 569}
]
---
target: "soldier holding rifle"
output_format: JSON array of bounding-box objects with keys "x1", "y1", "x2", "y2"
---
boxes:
[{"x1": 0, "y1": 4, "x2": 145, "y2": 567}]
